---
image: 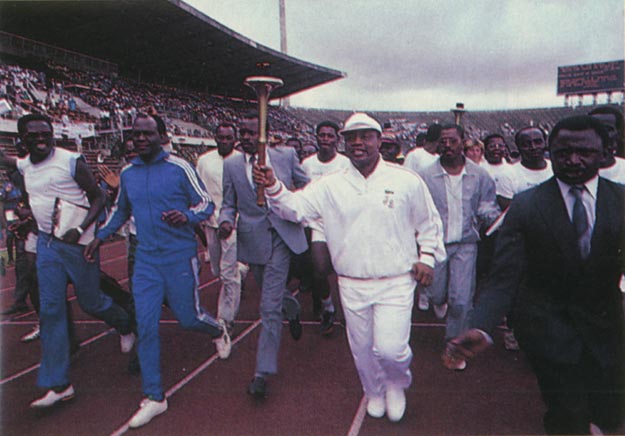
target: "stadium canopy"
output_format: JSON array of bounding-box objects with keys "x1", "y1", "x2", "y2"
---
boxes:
[{"x1": 0, "y1": 0, "x2": 346, "y2": 100}]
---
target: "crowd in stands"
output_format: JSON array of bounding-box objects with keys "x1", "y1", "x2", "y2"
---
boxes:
[{"x1": 3, "y1": 60, "x2": 613, "y2": 169}]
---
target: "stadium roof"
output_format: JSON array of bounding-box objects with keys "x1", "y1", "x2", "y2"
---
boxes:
[{"x1": 0, "y1": 0, "x2": 346, "y2": 100}]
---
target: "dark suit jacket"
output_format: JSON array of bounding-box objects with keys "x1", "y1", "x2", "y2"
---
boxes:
[
  {"x1": 472, "y1": 177, "x2": 625, "y2": 367},
  {"x1": 218, "y1": 147, "x2": 308, "y2": 265}
]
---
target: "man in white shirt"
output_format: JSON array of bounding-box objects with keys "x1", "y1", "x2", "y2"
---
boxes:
[
  {"x1": 418, "y1": 125, "x2": 500, "y2": 371},
  {"x1": 498, "y1": 126, "x2": 552, "y2": 210},
  {"x1": 300, "y1": 121, "x2": 350, "y2": 334},
  {"x1": 481, "y1": 134, "x2": 515, "y2": 208},
  {"x1": 0, "y1": 114, "x2": 135, "y2": 409},
  {"x1": 196, "y1": 122, "x2": 249, "y2": 359},
  {"x1": 253, "y1": 112, "x2": 446, "y2": 423},
  {"x1": 404, "y1": 124, "x2": 441, "y2": 174},
  {"x1": 589, "y1": 105, "x2": 625, "y2": 184}
]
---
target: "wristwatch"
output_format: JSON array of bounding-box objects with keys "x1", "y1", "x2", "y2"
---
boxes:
[{"x1": 75, "y1": 226, "x2": 84, "y2": 235}]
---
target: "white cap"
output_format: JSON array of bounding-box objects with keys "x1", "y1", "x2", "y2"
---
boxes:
[{"x1": 339, "y1": 113, "x2": 382, "y2": 135}]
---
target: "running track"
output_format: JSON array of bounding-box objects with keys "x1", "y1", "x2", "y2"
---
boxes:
[{"x1": 0, "y1": 239, "x2": 608, "y2": 435}]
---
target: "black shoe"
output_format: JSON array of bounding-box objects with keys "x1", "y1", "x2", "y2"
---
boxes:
[
  {"x1": 319, "y1": 310, "x2": 335, "y2": 336},
  {"x1": 2, "y1": 304, "x2": 29, "y2": 315},
  {"x1": 247, "y1": 377, "x2": 267, "y2": 399},
  {"x1": 128, "y1": 354, "x2": 141, "y2": 375},
  {"x1": 289, "y1": 316, "x2": 302, "y2": 341},
  {"x1": 312, "y1": 295, "x2": 322, "y2": 319}
]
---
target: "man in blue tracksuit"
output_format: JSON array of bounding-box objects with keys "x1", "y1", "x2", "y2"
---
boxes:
[{"x1": 85, "y1": 113, "x2": 223, "y2": 428}]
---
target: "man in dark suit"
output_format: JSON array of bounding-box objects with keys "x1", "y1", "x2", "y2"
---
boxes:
[
  {"x1": 218, "y1": 111, "x2": 309, "y2": 398},
  {"x1": 447, "y1": 115, "x2": 625, "y2": 435}
]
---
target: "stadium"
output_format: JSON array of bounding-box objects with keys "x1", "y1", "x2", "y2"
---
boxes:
[{"x1": 0, "y1": 1, "x2": 623, "y2": 435}]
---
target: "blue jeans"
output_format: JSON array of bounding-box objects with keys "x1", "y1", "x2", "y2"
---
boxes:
[
  {"x1": 36, "y1": 233, "x2": 132, "y2": 388},
  {"x1": 133, "y1": 251, "x2": 221, "y2": 400}
]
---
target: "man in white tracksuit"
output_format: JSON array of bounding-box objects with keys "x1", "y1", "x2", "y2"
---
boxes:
[{"x1": 253, "y1": 113, "x2": 445, "y2": 423}]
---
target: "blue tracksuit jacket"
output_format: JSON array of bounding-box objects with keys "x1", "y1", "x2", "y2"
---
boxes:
[{"x1": 97, "y1": 150, "x2": 214, "y2": 258}]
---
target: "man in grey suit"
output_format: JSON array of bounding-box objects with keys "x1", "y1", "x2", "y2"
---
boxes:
[
  {"x1": 447, "y1": 116, "x2": 625, "y2": 435},
  {"x1": 218, "y1": 111, "x2": 309, "y2": 398}
]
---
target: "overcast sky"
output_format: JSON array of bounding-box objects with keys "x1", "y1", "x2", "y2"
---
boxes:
[{"x1": 186, "y1": 0, "x2": 624, "y2": 111}]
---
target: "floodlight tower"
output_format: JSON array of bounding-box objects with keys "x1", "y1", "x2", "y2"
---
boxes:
[
  {"x1": 451, "y1": 102, "x2": 466, "y2": 125},
  {"x1": 279, "y1": 0, "x2": 290, "y2": 107}
]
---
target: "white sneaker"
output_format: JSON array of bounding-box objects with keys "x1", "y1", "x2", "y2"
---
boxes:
[
  {"x1": 120, "y1": 332, "x2": 136, "y2": 354},
  {"x1": 590, "y1": 422, "x2": 604, "y2": 435},
  {"x1": 385, "y1": 386, "x2": 406, "y2": 422},
  {"x1": 30, "y1": 385, "x2": 75, "y2": 408},
  {"x1": 366, "y1": 395, "x2": 386, "y2": 418},
  {"x1": 433, "y1": 303, "x2": 448, "y2": 319},
  {"x1": 417, "y1": 292, "x2": 430, "y2": 311},
  {"x1": 128, "y1": 398, "x2": 168, "y2": 428},
  {"x1": 21, "y1": 324, "x2": 40, "y2": 342},
  {"x1": 214, "y1": 319, "x2": 232, "y2": 359}
]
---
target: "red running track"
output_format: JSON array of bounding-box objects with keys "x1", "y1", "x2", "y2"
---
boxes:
[{"x1": 0, "y1": 239, "x2": 614, "y2": 435}]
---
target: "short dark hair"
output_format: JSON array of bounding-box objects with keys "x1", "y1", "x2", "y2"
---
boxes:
[
  {"x1": 135, "y1": 113, "x2": 166, "y2": 135},
  {"x1": 548, "y1": 115, "x2": 610, "y2": 150},
  {"x1": 426, "y1": 124, "x2": 443, "y2": 142},
  {"x1": 286, "y1": 137, "x2": 302, "y2": 146},
  {"x1": 17, "y1": 113, "x2": 53, "y2": 136},
  {"x1": 514, "y1": 126, "x2": 546, "y2": 146},
  {"x1": 439, "y1": 124, "x2": 464, "y2": 140},
  {"x1": 588, "y1": 105, "x2": 624, "y2": 135},
  {"x1": 483, "y1": 133, "x2": 506, "y2": 147},
  {"x1": 215, "y1": 122, "x2": 237, "y2": 136},
  {"x1": 316, "y1": 121, "x2": 340, "y2": 135},
  {"x1": 240, "y1": 110, "x2": 269, "y2": 130}
]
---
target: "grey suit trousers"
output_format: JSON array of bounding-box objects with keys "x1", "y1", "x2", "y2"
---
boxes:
[{"x1": 250, "y1": 229, "x2": 298, "y2": 375}]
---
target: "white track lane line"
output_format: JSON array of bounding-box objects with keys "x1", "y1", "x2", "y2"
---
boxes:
[
  {"x1": 0, "y1": 247, "x2": 129, "y2": 293},
  {"x1": 0, "y1": 329, "x2": 113, "y2": 386},
  {"x1": 109, "y1": 318, "x2": 263, "y2": 436},
  {"x1": 0, "y1": 277, "x2": 220, "y2": 324},
  {"x1": 347, "y1": 395, "x2": 368, "y2": 436},
  {"x1": 0, "y1": 277, "x2": 222, "y2": 383}
]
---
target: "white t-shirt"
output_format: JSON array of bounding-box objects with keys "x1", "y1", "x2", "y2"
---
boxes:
[
  {"x1": 404, "y1": 148, "x2": 438, "y2": 174},
  {"x1": 498, "y1": 160, "x2": 552, "y2": 199},
  {"x1": 16, "y1": 148, "x2": 89, "y2": 234},
  {"x1": 482, "y1": 161, "x2": 515, "y2": 196},
  {"x1": 301, "y1": 153, "x2": 351, "y2": 181},
  {"x1": 444, "y1": 171, "x2": 465, "y2": 243},
  {"x1": 301, "y1": 153, "x2": 351, "y2": 241},
  {"x1": 599, "y1": 156, "x2": 625, "y2": 184}
]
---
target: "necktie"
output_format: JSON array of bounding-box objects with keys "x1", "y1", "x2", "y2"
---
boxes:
[
  {"x1": 249, "y1": 154, "x2": 257, "y2": 190},
  {"x1": 570, "y1": 185, "x2": 590, "y2": 259}
]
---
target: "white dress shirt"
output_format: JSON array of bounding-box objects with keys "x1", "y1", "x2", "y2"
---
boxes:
[
  {"x1": 556, "y1": 176, "x2": 597, "y2": 233},
  {"x1": 265, "y1": 159, "x2": 446, "y2": 279}
]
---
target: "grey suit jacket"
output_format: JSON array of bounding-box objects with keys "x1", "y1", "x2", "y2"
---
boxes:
[
  {"x1": 218, "y1": 147, "x2": 308, "y2": 265},
  {"x1": 472, "y1": 177, "x2": 625, "y2": 367}
]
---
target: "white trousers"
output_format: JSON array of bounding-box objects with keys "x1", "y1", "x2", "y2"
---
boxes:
[
  {"x1": 204, "y1": 225, "x2": 249, "y2": 323},
  {"x1": 339, "y1": 273, "x2": 415, "y2": 398}
]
